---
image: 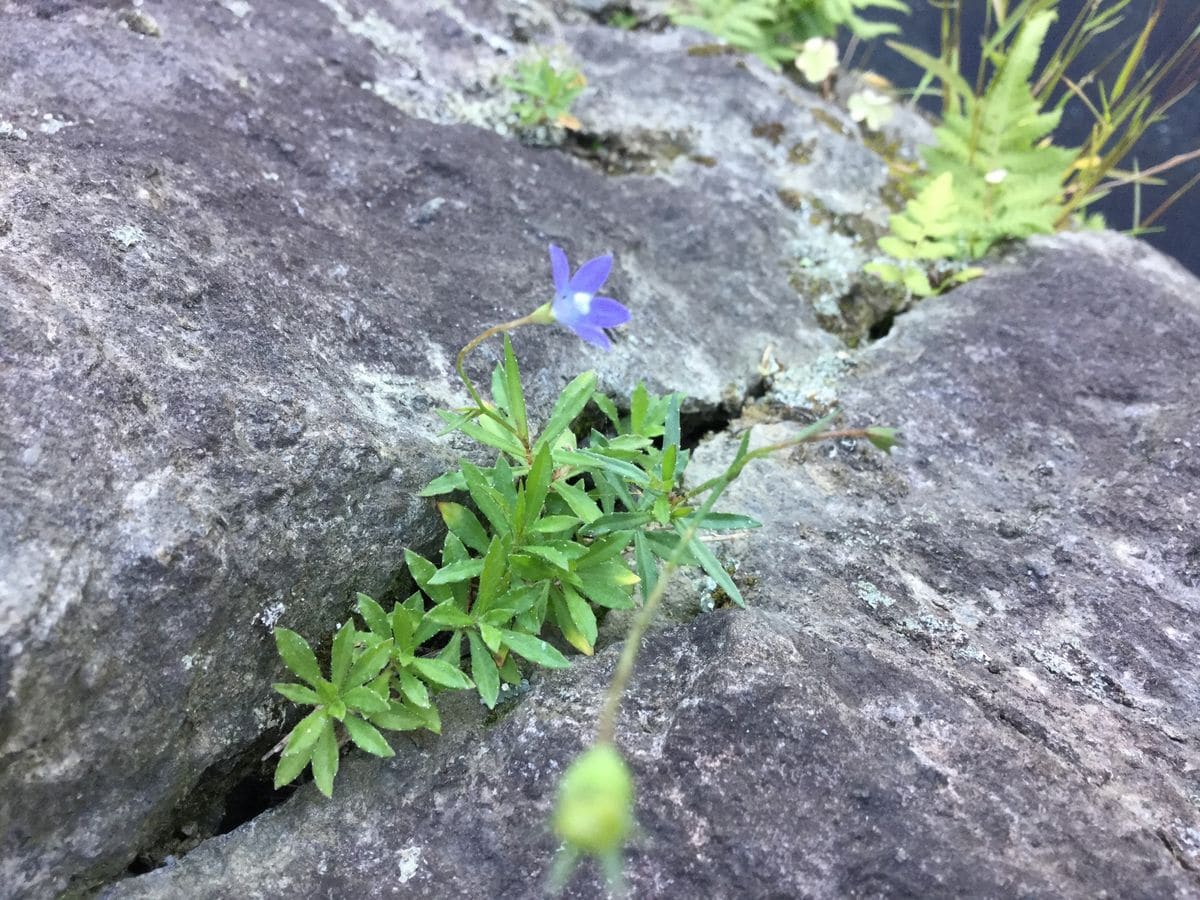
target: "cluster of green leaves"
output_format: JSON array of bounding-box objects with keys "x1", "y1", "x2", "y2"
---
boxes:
[
  {"x1": 871, "y1": 0, "x2": 1200, "y2": 294},
  {"x1": 670, "y1": 0, "x2": 909, "y2": 68},
  {"x1": 869, "y1": 10, "x2": 1072, "y2": 295},
  {"x1": 864, "y1": 173, "x2": 985, "y2": 296},
  {"x1": 608, "y1": 10, "x2": 639, "y2": 31},
  {"x1": 503, "y1": 55, "x2": 587, "y2": 130},
  {"x1": 273, "y1": 338, "x2": 760, "y2": 795}
]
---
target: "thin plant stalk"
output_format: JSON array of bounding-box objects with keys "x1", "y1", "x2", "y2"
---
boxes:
[
  {"x1": 594, "y1": 414, "x2": 878, "y2": 745},
  {"x1": 454, "y1": 313, "x2": 542, "y2": 443}
]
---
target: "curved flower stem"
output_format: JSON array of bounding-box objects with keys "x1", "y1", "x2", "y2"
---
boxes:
[
  {"x1": 594, "y1": 478, "x2": 729, "y2": 745},
  {"x1": 455, "y1": 313, "x2": 542, "y2": 439},
  {"x1": 595, "y1": 415, "x2": 869, "y2": 744},
  {"x1": 681, "y1": 425, "x2": 875, "y2": 501}
]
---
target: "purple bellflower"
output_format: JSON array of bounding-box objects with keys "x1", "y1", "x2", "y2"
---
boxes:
[{"x1": 541, "y1": 244, "x2": 631, "y2": 350}]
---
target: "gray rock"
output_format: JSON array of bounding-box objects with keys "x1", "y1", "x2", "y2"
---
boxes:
[
  {"x1": 0, "y1": 0, "x2": 908, "y2": 895},
  {"x1": 103, "y1": 235, "x2": 1200, "y2": 898}
]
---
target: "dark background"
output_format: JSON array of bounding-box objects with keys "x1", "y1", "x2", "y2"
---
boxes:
[{"x1": 859, "y1": 0, "x2": 1200, "y2": 275}]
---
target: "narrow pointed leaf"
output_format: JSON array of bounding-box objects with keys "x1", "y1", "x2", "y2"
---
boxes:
[
  {"x1": 391, "y1": 603, "x2": 416, "y2": 656},
  {"x1": 343, "y1": 685, "x2": 390, "y2": 715},
  {"x1": 634, "y1": 530, "x2": 657, "y2": 603},
  {"x1": 437, "y1": 408, "x2": 526, "y2": 458},
  {"x1": 468, "y1": 630, "x2": 501, "y2": 709},
  {"x1": 344, "y1": 715, "x2": 395, "y2": 758},
  {"x1": 524, "y1": 544, "x2": 573, "y2": 571},
  {"x1": 663, "y1": 393, "x2": 681, "y2": 452},
  {"x1": 370, "y1": 700, "x2": 425, "y2": 732},
  {"x1": 679, "y1": 526, "x2": 745, "y2": 607},
  {"x1": 273, "y1": 740, "x2": 315, "y2": 790},
  {"x1": 503, "y1": 335, "x2": 529, "y2": 442},
  {"x1": 500, "y1": 629, "x2": 571, "y2": 669},
  {"x1": 471, "y1": 540, "x2": 506, "y2": 620},
  {"x1": 585, "y1": 511, "x2": 652, "y2": 535},
  {"x1": 273, "y1": 682, "x2": 321, "y2": 705},
  {"x1": 555, "y1": 449, "x2": 650, "y2": 486},
  {"x1": 438, "y1": 502, "x2": 491, "y2": 554},
  {"x1": 461, "y1": 460, "x2": 512, "y2": 536},
  {"x1": 592, "y1": 391, "x2": 621, "y2": 429},
  {"x1": 552, "y1": 479, "x2": 603, "y2": 524},
  {"x1": 529, "y1": 515, "x2": 580, "y2": 534},
  {"x1": 356, "y1": 593, "x2": 390, "y2": 638},
  {"x1": 562, "y1": 584, "x2": 598, "y2": 650},
  {"x1": 480, "y1": 622, "x2": 504, "y2": 654},
  {"x1": 523, "y1": 444, "x2": 554, "y2": 525},
  {"x1": 310, "y1": 720, "x2": 339, "y2": 797},
  {"x1": 398, "y1": 668, "x2": 431, "y2": 708},
  {"x1": 411, "y1": 657, "x2": 475, "y2": 690},
  {"x1": 404, "y1": 548, "x2": 454, "y2": 603},
  {"x1": 425, "y1": 599, "x2": 475, "y2": 627},
  {"x1": 534, "y1": 371, "x2": 597, "y2": 454},
  {"x1": 419, "y1": 470, "x2": 466, "y2": 496},
  {"x1": 345, "y1": 638, "x2": 393, "y2": 689},
  {"x1": 427, "y1": 557, "x2": 485, "y2": 585},
  {"x1": 275, "y1": 708, "x2": 327, "y2": 788},
  {"x1": 330, "y1": 621, "x2": 356, "y2": 689},
  {"x1": 274, "y1": 628, "x2": 323, "y2": 687}
]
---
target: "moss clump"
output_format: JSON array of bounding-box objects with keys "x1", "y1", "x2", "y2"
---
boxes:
[
  {"x1": 788, "y1": 139, "x2": 816, "y2": 165},
  {"x1": 751, "y1": 121, "x2": 786, "y2": 145}
]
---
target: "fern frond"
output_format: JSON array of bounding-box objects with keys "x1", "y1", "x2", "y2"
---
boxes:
[
  {"x1": 671, "y1": 0, "x2": 782, "y2": 65},
  {"x1": 890, "y1": 9, "x2": 1078, "y2": 265},
  {"x1": 866, "y1": 173, "x2": 984, "y2": 297}
]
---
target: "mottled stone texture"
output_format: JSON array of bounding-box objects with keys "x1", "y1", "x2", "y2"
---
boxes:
[
  {"x1": 2, "y1": 0, "x2": 1198, "y2": 898},
  {"x1": 0, "y1": 0, "x2": 901, "y2": 896},
  {"x1": 106, "y1": 235, "x2": 1200, "y2": 899}
]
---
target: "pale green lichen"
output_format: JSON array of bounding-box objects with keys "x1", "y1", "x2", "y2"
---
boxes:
[
  {"x1": 770, "y1": 351, "x2": 853, "y2": 413},
  {"x1": 856, "y1": 580, "x2": 895, "y2": 610},
  {"x1": 109, "y1": 224, "x2": 146, "y2": 251},
  {"x1": 0, "y1": 120, "x2": 29, "y2": 141}
]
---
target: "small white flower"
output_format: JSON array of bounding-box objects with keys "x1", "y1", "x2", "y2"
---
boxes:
[
  {"x1": 795, "y1": 37, "x2": 839, "y2": 84},
  {"x1": 985, "y1": 168, "x2": 1009, "y2": 185},
  {"x1": 847, "y1": 89, "x2": 894, "y2": 132}
]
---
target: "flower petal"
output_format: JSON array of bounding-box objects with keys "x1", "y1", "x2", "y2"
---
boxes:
[
  {"x1": 585, "y1": 296, "x2": 630, "y2": 329},
  {"x1": 572, "y1": 322, "x2": 613, "y2": 351},
  {"x1": 568, "y1": 254, "x2": 612, "y2": 296},
  {"x1": 549, "y1": 244, "x2": 570, "y2": 294}
]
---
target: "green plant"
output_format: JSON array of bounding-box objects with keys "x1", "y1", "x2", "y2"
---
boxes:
[
  {"x1": 902, "y1": 10, "x2": 1077, "y2": 252},
  {"x1": 269, "y1": 243, "x2": 892, "y2": 899},
  {"x1": 864, "y1": 172, "x2": 984, "y2": 295},
  {"x1": 608, "y1": 10, "x2": 639, "y2": 30},
  {"x1": 272, "y1": 340, "x2": 821, "y2": 794},
  {"x1": 670, "y1": 0, "x2": 910, "y2": 68},
  {"x1": 869, "y1": 0, "x2": 1200, "y2": 293},
  {"x1": 503, "y1": 55, "x2": 587, "y2": 130},
  {"x1": 270, "y1": 241, "x2": 891, "y2": 862}
]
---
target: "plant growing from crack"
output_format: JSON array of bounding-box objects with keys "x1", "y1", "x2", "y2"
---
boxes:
[
  {"x1": 504, "y1": 54, "x2": 587, "y2": 132},
  {"x1": 270, "y1": 243, "x2": 894, "y2": 888}
]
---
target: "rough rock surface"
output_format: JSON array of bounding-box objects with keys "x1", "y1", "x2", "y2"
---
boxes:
[
  {"x1": 6, "y1": 1, "x2": 1200, "y2": 898},
  {"x1": 0, "y1": 0, "x2": 904, "y2": 896},
  {"x1": 105, "y1": 235, "x2": 1200, "y2": 899}
]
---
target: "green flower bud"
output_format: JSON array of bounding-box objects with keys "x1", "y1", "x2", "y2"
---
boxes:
[
  {"x1": 552, "y1": 744, "x2": 634, "y2": 855},
  {"x1": 865, "y1": 426, "x2": 898, "y2": 453}
]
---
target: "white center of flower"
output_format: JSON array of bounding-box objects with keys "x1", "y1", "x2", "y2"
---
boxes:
[{"x1": 572, "y1": 291, "x2": 592, "y2": 314}]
